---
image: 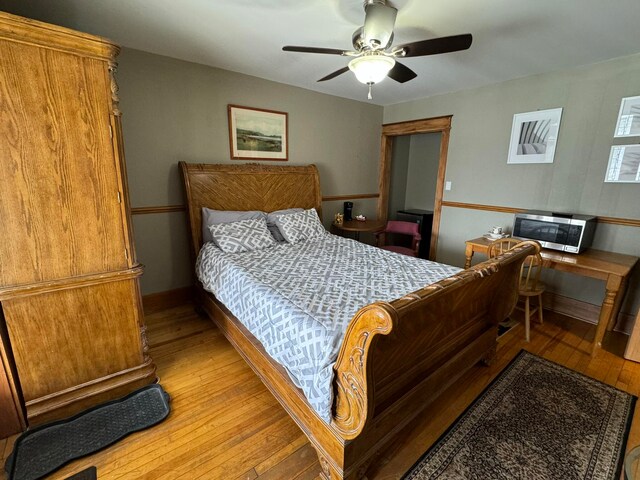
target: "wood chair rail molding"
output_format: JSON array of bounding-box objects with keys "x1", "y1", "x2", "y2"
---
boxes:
[
  {"x1": 378, "y1": 115, "x2": 453, "y2": 261},
  {"x1": 130, "y1": 194, "x2": 380, "y2": 215},
  {"x1": 131, "y1": 205, "x2": 186, "y2": 215},
  {"x1": 322, "y1": 193, "x2": 379, "y2": 202},
  {"x1": 130, "y1": 200, "x2": 639, "y2": 228},
  {"x1": 441, "y1": 201, "x2": 640, "y2": 228}
]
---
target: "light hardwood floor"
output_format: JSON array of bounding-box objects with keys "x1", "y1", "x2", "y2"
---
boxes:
[{"x1": 2, "y1": 304, "x2": 639, "y2": 479}]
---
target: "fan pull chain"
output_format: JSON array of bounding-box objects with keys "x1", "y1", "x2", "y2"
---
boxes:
[{"x1": 368, "y1": 83, "x2": 372, "y2": 100}]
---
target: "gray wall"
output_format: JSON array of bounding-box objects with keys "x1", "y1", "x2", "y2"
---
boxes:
[
  {"x1": 388, "y1": 133, "x2": 441, "y2": 216},
  {"x1": 117, "y1": 48, "x2": 383, "y2": 294},
  {"x1": 405, "y1": 133, "x2": 441, "y2": 211},
  {"x1": 384, "y1": 53, "x2": 640, "y2": 327}
]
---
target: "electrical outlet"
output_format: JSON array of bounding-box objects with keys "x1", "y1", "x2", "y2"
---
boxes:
[{"x1": 445, "y1": 181, "x2": 452, "y2": 191}]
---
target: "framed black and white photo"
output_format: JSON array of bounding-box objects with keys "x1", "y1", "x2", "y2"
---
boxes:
[
  {"x1": 604, "y1": 145, "x2": 640, "y2": 183},
  {"x1": 507, "y1": 108, "x2": 563, "y2": 164},
  {"x1": 614, "y1": 95, "x2": 640, "y2": 137},
  {"x1": 228, "y1": 105, "x2": 288, "y2": 161}
]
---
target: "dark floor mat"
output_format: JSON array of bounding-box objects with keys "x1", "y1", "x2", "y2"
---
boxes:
[{"x1": 5, "y1": 384, "x2": 170, "y2": 480}]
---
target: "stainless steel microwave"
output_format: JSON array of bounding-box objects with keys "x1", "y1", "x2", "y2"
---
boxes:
[{"x1": 512, "y1": 211, "x2": 597, "y2": 253}]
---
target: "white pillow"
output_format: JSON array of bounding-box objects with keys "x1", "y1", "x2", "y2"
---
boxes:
[
  {"x1": 208, "y1": 218, "x2": 276, "y2": 253},
  {"x1": 275, "y1": 208, "x2": 327, "y2": 244},
  {"x1": 266, "y1": 208, "x2": 304, "y2": 242},
  {"x1": 201, "y1": 208, "x2": 266, "y2": 244}
]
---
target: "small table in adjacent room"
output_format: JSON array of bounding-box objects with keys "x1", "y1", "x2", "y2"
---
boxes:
[
  {"x1": 464, "y1": 236, "x2": 639, "y2": 356},
  {"x1": 331, "y1": 219, "x2": 386, "y2": 241}
]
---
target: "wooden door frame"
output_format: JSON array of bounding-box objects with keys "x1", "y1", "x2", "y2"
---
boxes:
[{"x1": 377, "y1": 115, "x2": 452, "y2": 261}]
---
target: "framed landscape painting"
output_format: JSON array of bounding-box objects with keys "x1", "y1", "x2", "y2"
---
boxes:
[
  {"x1": 228, "y1": 105, "x2": 288, "y2": 161},
  {"x1": 507, "y1": 108, "x2": 563, "y2": 164}
]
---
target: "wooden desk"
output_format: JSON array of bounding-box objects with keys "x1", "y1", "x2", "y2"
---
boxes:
[
  {"x1": 332, "y1": 219, "x2": 385, "y2": 241},
  {"x1": 465, "y1": 236, "x2": 638, "y2": 355}
]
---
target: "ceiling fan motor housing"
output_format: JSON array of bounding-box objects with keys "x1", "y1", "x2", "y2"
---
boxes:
[
  {"x1": 352, "y1": 26, "x2": 394, "y2": 52},
  {"x1": 362, "y1": 0, "x2": 397, "y2": 50}
]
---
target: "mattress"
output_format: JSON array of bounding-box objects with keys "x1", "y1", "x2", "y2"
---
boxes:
[{"x1": 196, "y1": 233, "x2": 462, "y2": 422}]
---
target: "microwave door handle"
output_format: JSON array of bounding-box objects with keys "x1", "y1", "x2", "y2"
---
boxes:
[
  {"x1": 520, "y1": 213, "x2": 571, "y2": 224},
  {"x1": 540, "y1": 240, "x2": 567, "y2": 251}
]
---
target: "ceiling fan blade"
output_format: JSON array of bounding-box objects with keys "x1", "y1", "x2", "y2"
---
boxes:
[
  {"x1": 387, "y1": 61, "x2": 417, "y2": 83},
  {"x1": 317, "y1": 66, "x2": 350, "y2": 82},
  {"x1": 396, "y1": 34, "x2": 473, "y2": 58},
  {"x1": 363, "y1": 2, "x2": 397, "y2": 50},
  {"x1": 283, "y1": 46, "x2": 348, "y2": 56}
]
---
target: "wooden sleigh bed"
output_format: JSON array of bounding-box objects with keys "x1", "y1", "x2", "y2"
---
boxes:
[{"x1": 179, "y1": 161, "x2": 538, "y2": 480}]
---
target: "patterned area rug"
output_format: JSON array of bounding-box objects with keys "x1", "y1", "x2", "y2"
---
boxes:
[{"x1": 403, "y1": 350, "x2": 636, "y2": 480}]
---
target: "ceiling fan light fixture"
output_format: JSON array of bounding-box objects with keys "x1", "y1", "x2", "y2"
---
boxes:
[{"x1": 348, "y1": 54, "x2": 395, "y2": 85}]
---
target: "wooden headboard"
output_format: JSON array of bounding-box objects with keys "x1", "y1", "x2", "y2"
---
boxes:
[{"x1": 179, "y1": 162, "x2": 323, "y2": 257}]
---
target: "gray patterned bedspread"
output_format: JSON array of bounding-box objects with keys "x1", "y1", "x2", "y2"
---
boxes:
[{"x1": 196, "y1": 233, "x2": 461, "y2": 422}]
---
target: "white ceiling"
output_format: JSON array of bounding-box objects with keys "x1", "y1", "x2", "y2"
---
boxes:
[{"x1": 3, "y1": 0, "x2": 640, "y2": 106}]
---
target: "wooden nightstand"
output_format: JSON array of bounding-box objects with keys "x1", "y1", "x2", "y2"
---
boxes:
[{"x1": 332, "y1": 219, "x2": 385, "y2": 241}]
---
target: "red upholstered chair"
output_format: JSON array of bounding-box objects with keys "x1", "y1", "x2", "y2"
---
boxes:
[{"x1": 375, "y1": 221, "x2": 421, "y2": 257}]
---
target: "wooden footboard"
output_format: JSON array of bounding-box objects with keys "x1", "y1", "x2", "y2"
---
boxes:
[{"x1": 326, "y1": 241, "x2": 539, "y2": 478}]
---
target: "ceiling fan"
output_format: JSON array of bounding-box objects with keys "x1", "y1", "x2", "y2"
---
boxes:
[{"x1": 282, "y1": 0, "x2": 472, "y2": 99}]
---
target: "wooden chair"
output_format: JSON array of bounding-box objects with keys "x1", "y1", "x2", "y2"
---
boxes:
[
  {"x1": 488, "y1": 238, "x2": 545, "y2": 342},
  {"x1": 518, "y1": 252, "x2": 545, "y2": 342},
  {"x1": 375, "y1": 221, "x2": 421, "y2": 257}
]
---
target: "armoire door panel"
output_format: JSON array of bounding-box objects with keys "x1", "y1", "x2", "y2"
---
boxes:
[
  {"x1": 3, "y1": 280, "x2": 146, "y2": 402},
  {"x1": 0, "y1": 39, "x2": 128, "y2": 287},
  {"x1": 0, "y1": 11, "x2": 155, "y2": 429}
]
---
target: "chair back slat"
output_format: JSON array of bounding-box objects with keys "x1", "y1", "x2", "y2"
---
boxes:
[
  {"x1": 487, "y1": 238, "x2": 521, "y2": 258},
  {"x1": 520, "y1": 253, "x2": 543, "y2": 292}
]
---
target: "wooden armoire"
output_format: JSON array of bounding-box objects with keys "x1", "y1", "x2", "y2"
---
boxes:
[{"x1": 0, "y1": 12, "x2": 156, "y2": 431}]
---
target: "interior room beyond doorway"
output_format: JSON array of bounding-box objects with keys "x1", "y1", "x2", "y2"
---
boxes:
[{"x1": 387, "y1": 132, "x2": 442, "y2": 260}]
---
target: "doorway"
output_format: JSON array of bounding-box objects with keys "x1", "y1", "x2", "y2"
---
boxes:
[{"x1": 377, "y1": 116, "x2": 452, "y2": 261}]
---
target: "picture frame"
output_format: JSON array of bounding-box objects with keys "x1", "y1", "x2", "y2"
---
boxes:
[
  {"x1": 228, "y1": 105, "x2": 288, "y2": 161},
  {"x1": 614, "y1": 95, "x2": 640, "y2": 137},
  {"x1": 507, "y1": 108, "x2": 563, "y2": 164},
  {"x1": 604, "y1": 145, "x2": 640, "y2": 183}
]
